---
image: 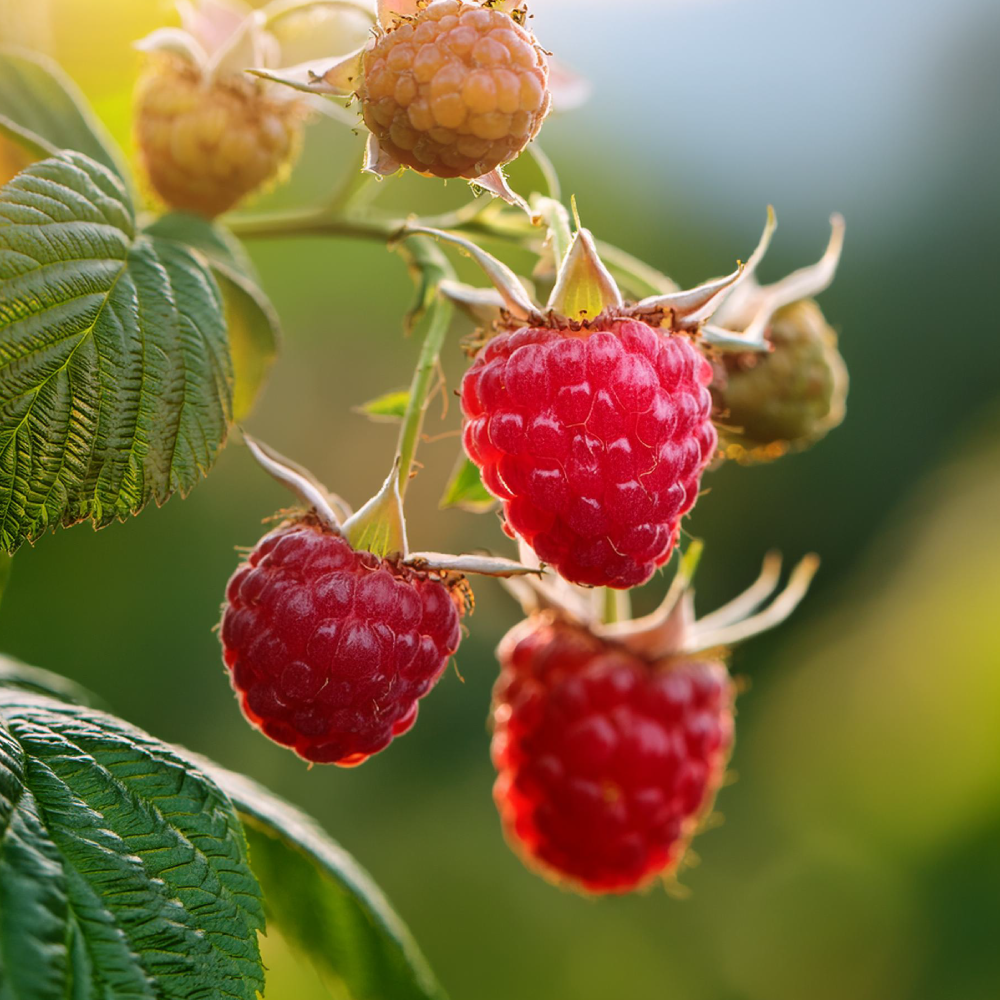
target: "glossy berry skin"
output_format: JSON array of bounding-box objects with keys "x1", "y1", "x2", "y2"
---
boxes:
[
  {"x1": 461, "y1": 320, "x2": 718, "y2": 588},
  {"x1": 712, "y1": 300, "x2": 848, "y2": 464},
  {"x1": 220, "y1": 519, "x2": 463, "y2": 765},
  {"x1": 359, "y1": 0, "x2": 551, "y2": 179},
  {"x1": 134, "y1": 56, "x2": 303, "y2": 218},
  {"x1": 491, "y1": 615, "x2": 734, "y2": 894}
]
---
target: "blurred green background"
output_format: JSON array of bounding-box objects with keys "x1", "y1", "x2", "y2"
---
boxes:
[{"x1": 2, "y1": 0, "x2": 999, "y2": 997}]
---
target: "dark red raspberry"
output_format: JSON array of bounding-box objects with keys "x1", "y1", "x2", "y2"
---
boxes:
[
  {"x1": 491, "y1": 615, "x2": 734, "y2": 894},
  {"x1": 460, "y1": 319, "x2": 718, "y2": 588},
  {"x1": 220, "y1": 518, "x2": 463, "y2": 765}
]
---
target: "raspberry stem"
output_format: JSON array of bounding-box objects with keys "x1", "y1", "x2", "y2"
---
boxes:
[
  {"x1": 602, "y1": 587, "x2": 631, "y2": 625},
  {"x1": 394, "y1": 237, "x2": 456, "y2": 498}
]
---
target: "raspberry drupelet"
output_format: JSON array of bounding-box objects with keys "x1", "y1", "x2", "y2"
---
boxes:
[
  {"x1": 461, "y1": 320, "x2": 717, "y2": 589},
  {"x1": 491, "y1": 614, "x2": 734, "y2": 894},
  {"x1": 221, "y1": 518, "x2": 463, "y2": 765}
]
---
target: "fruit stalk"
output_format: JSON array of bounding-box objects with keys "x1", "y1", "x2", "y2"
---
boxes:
[{"x1": 395, "y1": 237, "x2": 456, "y2": 498}]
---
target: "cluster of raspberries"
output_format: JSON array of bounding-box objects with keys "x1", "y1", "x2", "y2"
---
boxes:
[
  {"x1": 204, "y1": 0, "x2": 841, "y2": 898},
  {"x1": 220, "y1": 303, "x2": 727, "y2": 892}
]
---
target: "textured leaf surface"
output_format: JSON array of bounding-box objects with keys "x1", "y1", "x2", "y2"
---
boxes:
[
  {"x1": 0, "y1": 152, "x2": 233, "y2": 552},
  {"x1": 206, "y1": 763, "x2": 447, "y2": 1000},
  {"x1": 0, "y1": 47, "x2": 128, "y2": 183},
  {"x1": 0, "y1": 688, "x2": 264, "y2": 1000},
  {"x1": 440, "y1": 456, "x2": 495, "y2": 513},
  {"x1": 144, "y1": 213, "x2": 278, "y2": 421}
]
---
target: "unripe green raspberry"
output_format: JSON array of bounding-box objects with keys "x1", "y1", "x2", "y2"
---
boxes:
[
  {"x1": 712, "y1": 299, "x2": 848, "y2": 463},
  {"x1": 358, "y1": 0, "x2": 551, "y2": 179},
  {"x1": 134, "y1": 55, "x2": 305, "y2": 218}
]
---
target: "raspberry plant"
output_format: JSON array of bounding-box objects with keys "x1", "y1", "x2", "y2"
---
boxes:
[{"x1": 0, "y1": 0, "x2": 846, "y2": 995}]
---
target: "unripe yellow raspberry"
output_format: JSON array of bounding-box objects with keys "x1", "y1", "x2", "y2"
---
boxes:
[
  {"x1": 358, "y1": 0, "x2": 551, "y2": 179},
  {"x1": 134, "y1": 55, "x2": 305, "y2": 218}
]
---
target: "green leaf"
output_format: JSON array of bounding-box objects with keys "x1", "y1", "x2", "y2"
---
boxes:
[
  {"x1": 144, "y1": 213, "x2": 279, "y2": 422},
  {"x1": 0, "y1": 687, "x2": 265, "y2": 1000},
  {"x1": 204, "y1": 763, "x2": 448, "y2": 1000},
  {"x1": 440, "y1": 456, "x2": 496, "y2": 513},
  {"x1": 0, "y1": 152, "x2": 234, "y2": 552},
  {"x1": 356, "y1": 388, "x2": 411, "y2": 423},
  {"x1": 0, "y1": 47, "x2": 128, "y2": 184}
]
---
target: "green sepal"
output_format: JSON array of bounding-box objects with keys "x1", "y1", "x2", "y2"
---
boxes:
[
  {"x1": 546, "y1": 228, "x2": 623, "y2": 321},
  {"x1": 342, "y1": 464, "x2": 408, "y2": 559}
]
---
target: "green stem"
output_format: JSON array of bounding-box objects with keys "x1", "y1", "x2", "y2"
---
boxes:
[
  {"x1": 602, "y1": 586, "x2": 632, "y2": 625},
  {"x1": 603, "y1": 587, "x2": 619, "y2": 624},
  {"x1": 394, "y1": 236, "x2": 456, "y2": 498},
  {"x1": 226, "y1": 206, "x2": 404, "y2": 242}
]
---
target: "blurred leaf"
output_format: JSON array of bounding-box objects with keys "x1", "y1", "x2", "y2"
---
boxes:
[
  {"x1": 0, "y1": 653, "x2": 103, "y2": 708},
  {"x1": 0, "y1": 152, "x2": 233, "y2": 552},
  {"x1": 0, "y1": 46, "x2": 129, "y2": 183},
  {"x1": 217, "y1": 269, "x2": 280, "y2": 420},
  {"x1": 143, "y1": 213, "x2": 279, "y2": 420},
  {"x1": 205, "y1": 763, "x2": 449, "y2": 1000},
  {"x1": 0, "y1": 115, "x2": 53, "y2": 186},
  {"x1": 440, "y1": 456, "x2": 495, "y2": 513},
  {"x1": 356, "y1": 388, "x2": 411, "y2": 423},
  {"x1": 0, "y1": 551, "x2": 9, "y2": 607},
  {"x1": 0, "y1": 687, "x2": 265, "y2": 1000}
]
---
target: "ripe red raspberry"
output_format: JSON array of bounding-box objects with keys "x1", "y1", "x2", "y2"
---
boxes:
[
  {"x1": 134, "y1": 55, "x2": 304, "y2": 218},
  {"x1": 491, "y1": 615, "x2": 734, "y2": 894},
  {"x1": 220, "y1": 518, "x2": 463, "y2": 765},
  {"x1": 358, "y1": 0, "x2": 551, "y2": 179},
  {"x1": 460, "y1": 319, "x2": 718, "y2": 589}
]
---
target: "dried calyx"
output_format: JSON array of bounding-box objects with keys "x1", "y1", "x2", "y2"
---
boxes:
[
  {"x1": 504, "y1": 540, "x2": 820, "y2": 662},
  {"x1": 415, "y1": 199, "x2": 779, "y2": 345},
  {"x1": 708, "y1": 216, "x2": 848, "y2": 461},
  {"x1": 137, "y1": 0, "x2": 284, "y2": 85},
  {"x1": 242, "y1": 432, "x2": 538, "y2": 579}
]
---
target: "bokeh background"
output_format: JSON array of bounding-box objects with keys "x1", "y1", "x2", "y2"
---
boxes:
[{"x1": 2, "y1": 0, "x2": 999, "y2": 997}]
